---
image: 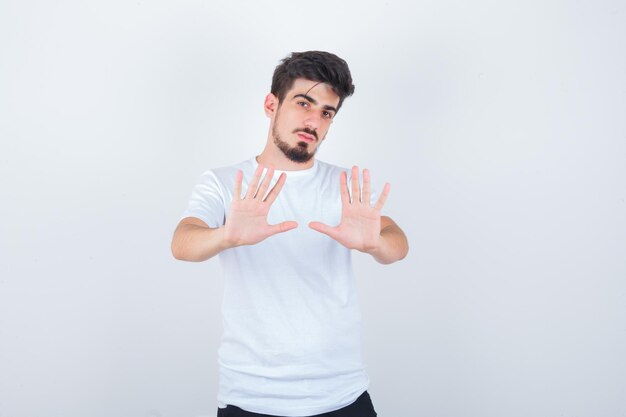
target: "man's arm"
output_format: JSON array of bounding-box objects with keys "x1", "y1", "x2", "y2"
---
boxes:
[
  {"x1": 309, "y1": 166, "x2": 409, "y2": 265},
  {"x1": 171, "y1": 217, "x2": 231, "y2": 262},
  {"x1": 171, "y1": 164, "x2": 297, "y2": 262},
  {"x1": 366, "y1": 215, "x2": 409, "y2": 265}
]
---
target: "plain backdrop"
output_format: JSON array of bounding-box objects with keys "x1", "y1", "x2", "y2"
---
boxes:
[{"x1": 1, "y1": 1, "x2": 625, "y2": 416}]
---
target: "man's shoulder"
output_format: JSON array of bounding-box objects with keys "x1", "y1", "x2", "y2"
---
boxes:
[
  {"x1": 199, "y1": 158, "x2": 255, "y2": 181},
  {"x1": 315, "y1": 159, "x2": 348, "y2": 175}
]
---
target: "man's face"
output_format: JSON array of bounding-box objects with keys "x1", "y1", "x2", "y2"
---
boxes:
[{"x1": 268, "y1": 78, "x2": 341, "y2": 163}]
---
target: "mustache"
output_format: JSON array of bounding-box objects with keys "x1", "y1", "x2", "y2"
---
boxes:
[{"x1": 292, "y1": 128, "x2": 318, "y2": 141}]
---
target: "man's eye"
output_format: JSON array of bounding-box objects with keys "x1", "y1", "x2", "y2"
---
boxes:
[
  {"x1": 297, "y1": 101, "x2": 309, "y2": 108},
  {"x1": 323, "y1": 111, "x2": 333, "y2": 119}
]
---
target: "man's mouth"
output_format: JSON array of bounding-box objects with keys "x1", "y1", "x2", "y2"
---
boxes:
[{"x1": 297, "y1": 133, "x2": 315, "y2": 143}]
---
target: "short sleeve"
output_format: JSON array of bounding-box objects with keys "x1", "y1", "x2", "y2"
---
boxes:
[{"x1": 179, "y1": 170, "x2": 226, "y2": 228}]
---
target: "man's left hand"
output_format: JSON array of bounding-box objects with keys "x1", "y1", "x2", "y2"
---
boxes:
[{"x1": 309, "y1": 166, "x2": 390, "y2": 254}]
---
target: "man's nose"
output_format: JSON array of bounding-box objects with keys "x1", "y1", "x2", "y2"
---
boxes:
[{"x1": 303, "y1": 112, "x2": 321, "y2": 130}]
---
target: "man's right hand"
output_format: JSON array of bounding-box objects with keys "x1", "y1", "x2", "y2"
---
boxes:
[{"x1": 223, "y1": 163, "x2": 298, "y2": 247}]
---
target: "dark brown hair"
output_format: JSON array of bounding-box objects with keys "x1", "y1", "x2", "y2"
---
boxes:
[{"x1": 271, "y1": 51, "x2": 355, "y2": 111}]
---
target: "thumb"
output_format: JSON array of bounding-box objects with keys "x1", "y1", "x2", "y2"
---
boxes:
[
  {"x1": 268, "y1": 221, "x2": 298, "y2": 236},
  {"x1": 309, "y1": 221, "x2": 338, "y2": 240}
]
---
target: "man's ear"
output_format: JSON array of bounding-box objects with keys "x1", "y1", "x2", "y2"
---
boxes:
[{"x1": 264, "y1": 93, "x2": 279, "y2": 118}]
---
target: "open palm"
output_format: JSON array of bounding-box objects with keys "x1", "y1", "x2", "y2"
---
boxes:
[
  {"x1": 309, "y1": 166, "x2": 390, "y2": 253},
  {"x1": 224, "y1": 164, "x2": 298, "y2": 247}
]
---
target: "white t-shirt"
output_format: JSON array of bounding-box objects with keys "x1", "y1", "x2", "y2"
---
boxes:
[{"x1": 180, "y1": 157, "x2": 373, "y2": 416}]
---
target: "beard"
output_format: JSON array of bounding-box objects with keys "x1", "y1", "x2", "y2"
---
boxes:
[
  {"x1": 273, "y1": 131, "x2": 315, "y2": 163},
  {"x1": 272, "y1": 110, "x2": 321, "y2": 164}
]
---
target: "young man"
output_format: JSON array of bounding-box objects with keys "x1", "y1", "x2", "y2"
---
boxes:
[{"x1": 172, "y1": 51, "x2": 408, "y2": 417}]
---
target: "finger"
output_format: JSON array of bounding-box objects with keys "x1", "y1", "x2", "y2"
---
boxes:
[
  {"x1": 263, "y1": 172, "x2": 286, "y2": 205},
  {"x1": 255, "y1": 165, "x2": 275, "y2": 200},
  {"x1": 339, "y1": 171, "x2": 350, "y2": 205},
  {"x1": 268, "y1": 221, "x2": 298, "y2": 236},
  {"x1": 233, "y1": 170, "x2": 243, "y2": 199},
  {"x1": 362, "y1": 168, "x2": 371, "y2": 206},
  {"x1": 246, "y1": 163, "x2": 264, "y2": 199},
  {"x1": 351, "y1": 165, "x2": 360, "y2": 204},
  {"x1": 309, "y1": 221, "x2": 340, "y2": 241},
  {"x1": 374, "y1": 182, "x2": 391, "y2": 211}
]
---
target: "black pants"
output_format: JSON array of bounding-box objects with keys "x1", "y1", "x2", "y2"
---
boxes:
[{"x1": 217, "y1": 391, "x2": 377, "y2": 417}]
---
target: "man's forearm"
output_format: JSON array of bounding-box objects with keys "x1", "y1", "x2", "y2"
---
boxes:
[
  {"x1": 171, "y1": 224, "x2": 232, "y2": 262},
  {"x1": 367, "y1": 225, "x2": 409, "y2": 265}
]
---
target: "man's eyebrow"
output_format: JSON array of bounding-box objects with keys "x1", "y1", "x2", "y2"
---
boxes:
[{"x1": 292, "y1": 94, "x2": 338, "y2": 113}]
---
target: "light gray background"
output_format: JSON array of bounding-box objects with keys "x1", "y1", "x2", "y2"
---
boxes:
[{"x1": 1, "y1": 1, "x2": 625, "y2": 416}]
